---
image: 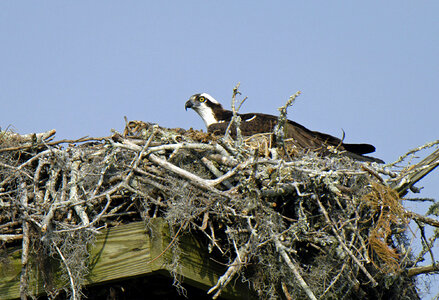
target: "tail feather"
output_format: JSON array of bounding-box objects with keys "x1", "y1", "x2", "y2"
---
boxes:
[{"x1": 343, "y1": 143, "x2": 376, "y2": 155}]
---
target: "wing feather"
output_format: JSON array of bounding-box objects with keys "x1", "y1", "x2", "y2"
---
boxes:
[{"x1": 206, "y1": 112, "x2": 383, "y2": 162}]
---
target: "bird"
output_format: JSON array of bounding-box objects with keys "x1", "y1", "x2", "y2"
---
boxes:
[{"x1": 185, "y1": 93, "x2": 384, "y2": 163}]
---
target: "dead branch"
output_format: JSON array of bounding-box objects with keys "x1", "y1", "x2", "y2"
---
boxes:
[
  {"x1": 388, "y1": 140, "x2": 439, "y2": 167},
  {"x1": 208, "y1": 231, "x2": 253, "y2": 299},
  {"x1": 0, "y1": 234, "x2": 23, "y2": 242},
  {"x1": 316, "y1": 195, "x2": 378, "y2": 287},
  {"x1": 408, "y1": 264, "x2": 439, "y2": 277},
  {"x1": 225, "y1": 82, "x2": 246, "y2": 142},
  {"x1": 274, "y1": 91, "x2": 301, "y2": 147},
  {"x1": 200, "y1": 157, "x2": 233, "y2": 189},
  {"x1": 19, "y1": 180, "x2": 30, "y2": 300},
  {"x1": 54, "y1": 243, "x2": 78, "y2": 300},
  {"x1": 273, "y1": 235, "x2": 317, "y2": 300},
  {"x1": 69, "y1": 150, "x2": 90, "y2": 226},
  {"x1": 389, "y1": 147, "x2": 439, "y2": 197}
]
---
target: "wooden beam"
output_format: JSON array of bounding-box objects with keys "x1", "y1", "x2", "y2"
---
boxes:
[{"x1": 0, "y1": 219, "x2": 251, "y2": 299}]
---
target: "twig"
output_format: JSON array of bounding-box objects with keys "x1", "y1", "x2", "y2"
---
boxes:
[
  {"x1": 147, "y1": 222, "x2": 186, "y2": 265},
  {"x1": 0, "y1": 234, "x2": 23, "y2": 242},
  {"x1": 54, "y1": 194, "x2": 112, "y2": 233},
  {"x1": 201, "y1": 221, "x2": 225, "y2": 255},
  {"x1": 274, "y1": 91, "x2": 301, "y2": 147},
  {"x1": 321, "y1": 263, "x2": 347, "y2": 297},
  {"x1": 316, "y1": 195, "x2": 378, "y2": 287},
  {"x1": 90, "y1": 148, "x2": 119, "y2": 200},
  {"x1": 205, "y1": 153, "x2": 238, "y2": 167},
  {"x1": 415, "y1": 220, "x2": 436, "y2": 270},
  {"x1": 389, "y1": 147, "x2": 439, "y2": 196},
  {"x1": 273, "y1": 235, "x2": 317, "y2": 300},
  {"x1": 408, "y1": 264, "x2": 439, "y2": 277},
  {"x1": 406, "y1": 210, "x2": 439, "y2": 228},
  {"x1": 225, "y1": 83, "x2": 246, "y2": 142},
  {"x1": 147, "y1": 153, "x2": 236, "y2": 196},
  {"x1": 0, "y1": 162, "x2": 33, "y2": 183},
  {"x1": 68, "y1": 150, "x2": 90, "y2": 226},
  {"x1": 0, "y1": 129, "x2": 56, "y2": 151},
  {"x1": 148, "y1": 153, "x2": 217, "y2": 190},
  {"x1": 0, "y1": 149, "x2": 62, "y2": 187},
  {"x1": 19, "y1": 180, "x2": 30, "y2": 300},
  {"x1": 201, "y1": 157, "x2": 233, "y2": 189},
  {"x1": 54, "y1": 243, "x2": 78, "y2": 300},
  {"x1": 208, "y1": 232, "x2": 253, "y2": 299},
  {"x1": 388, "y1": 140, "x2": 439, "y2": 167},
  {"x1": 281, "y1": 282, "x2": 293, "y2": 300},
  {"x1": 0, "y1": 134, "x2": 107, "y2": 153},
  {"x1": 361, "y1": 165, "x2": 385, "y2": 183}
]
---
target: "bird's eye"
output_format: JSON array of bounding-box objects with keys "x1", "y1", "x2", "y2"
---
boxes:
[{"x1": 199, "y1": 96, "x2": 206, "y2": 102}]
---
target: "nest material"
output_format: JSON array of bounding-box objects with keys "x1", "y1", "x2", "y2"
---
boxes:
[{"x1": 0, "y1": 122, "x2": 438, "y2": 300}]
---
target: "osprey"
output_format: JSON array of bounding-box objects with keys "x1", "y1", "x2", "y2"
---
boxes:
[{"x1": 185, "y1": 93, "x2": 384, "y2": 163}]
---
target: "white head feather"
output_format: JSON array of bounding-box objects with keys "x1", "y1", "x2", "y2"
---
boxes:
[
  {"x1": 199, "y1": 93, "x2": 220, "y2": 105},
  {"x1": 193, "y1": 101, "x2": 218, "y2": 127}
]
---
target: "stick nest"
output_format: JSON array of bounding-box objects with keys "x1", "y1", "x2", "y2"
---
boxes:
[{"x1": 0, "y1": 121, "x2": 437, "y2": 300}]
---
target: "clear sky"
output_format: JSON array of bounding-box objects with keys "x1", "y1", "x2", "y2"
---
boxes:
[{"x1": 1, "y1": 1, "x2": 438, "y2": 298}]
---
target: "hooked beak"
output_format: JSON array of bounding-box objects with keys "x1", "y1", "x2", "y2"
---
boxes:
[{"x1": 185, "y1": 100, "x2": 194, "y2": 111}]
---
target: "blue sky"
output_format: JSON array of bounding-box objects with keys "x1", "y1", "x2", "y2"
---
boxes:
[{"x1": 1, "y1": 1, "x2": 438, "y2": 298}]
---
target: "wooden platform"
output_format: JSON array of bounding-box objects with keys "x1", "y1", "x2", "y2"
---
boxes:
[{"x1": 0, "y1": 219, "x2": 251, "y2": 299}]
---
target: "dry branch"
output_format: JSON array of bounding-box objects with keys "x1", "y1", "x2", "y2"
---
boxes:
[
  {"x1": 389, "y1": 146, "x2": 439, "y2": 196},
  {"x1": 19, "y1": 180, "x2": 30, "y2": 300},
  {"x1": 408, "y1": 264, "x2": 439, "y2": 277},
  {"x1": 208, "y1": 229, "x2": 254, "y2": 299},
  {"x1": 273, "y1": 235, "x2": 317, "y2": 300},
  {"x1": 316, "y1": 195, "x2": 378, "y2": 287}
]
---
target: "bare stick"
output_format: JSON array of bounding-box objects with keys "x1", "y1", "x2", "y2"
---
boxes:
[
  {"x1": 406, "y1": 211, "x2": 439, "y2": 228},
  {"x1": 147, "y1": 222, "x2": 185, "y2": 265},
  {"x1": 316, "y1": 196, "x2": 378, "y2": 287},
  {"x1": 201, "y1": 157, "x2": 233, "y2": 189},
  {"x1": 54, "y1": 194, "x2": 113, "y2": 233},
  {"x1": 390, "y1": 147, "x2": 439, "y2": 196},
  {"x1": 0, "y1": 149, "x2": 62, "y2": 187},
  {"x1": 274, "y1": 91, "x2": 301, "y2": 147},
  {"x1": 208, "y1": 235, "x2": 252, "y2": 299},
  {"x1": 388, "y1": 140, "x2": 439, "y2": 167},
  {"x1": 54, "y1": 243, "x2": 78, "y2": 300},
  {"x1": 273, "y1": 235, "x2": 317, "y2": 300},
  {"x1": 147, "y1": 153, "x2": 235, "y2": 196},
  {"x1": 19, "y1": 180, "x2": 30, "y2": 300},
  {"x1": 90, "y1": 149, "x2": 119, "y2": 200},
  {"x1": 0, "y1": 133, "x2": 108, "y2": 153},
  {"x1": 281, "y1": 282, "x2": 293, "y2": 300},
  {"x1": 0, "y1": 129, "x2": 56, "y2": 147},
  {"x1": 321, "y1": 263, "x2": 347, "y2": 297},
  {"x1": 225, "y1": 83, "x2": 246, "y2": 141},
  {"x1": 0, "y1": 234, "x2": 23, "y2": 242},
  {"x1": 69, "y1": 150, "x2": 90, "y2": 226},
  {"x1": 408, "y1": 263, "x2": 439, "y2": 277}
]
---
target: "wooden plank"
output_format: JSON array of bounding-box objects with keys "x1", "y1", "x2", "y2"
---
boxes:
[
  {"x1": 0, "y1": 219, "x2": 251, "y2": 299},
  {"x1": 0, "y1": 248, "x2": 26, "y2": 299},
  {"x1": 87, "y1": 221, "x2": 154, "y2": 283},
  {"x1": 149, "y1": 220, "x2": 248, "y2": 298}
]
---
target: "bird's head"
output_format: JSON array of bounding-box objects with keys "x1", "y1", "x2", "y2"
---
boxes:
[{"x1": 185, "y1": 93, "x2": 224, "y2": 127}]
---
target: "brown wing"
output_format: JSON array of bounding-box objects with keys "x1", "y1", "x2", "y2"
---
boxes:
[
  {"x1": 207, "y1": 113, "x2": 277, "y2": 136},
  {"x1": 207, "y1": 113, "x2": 383, "y2": 162}
]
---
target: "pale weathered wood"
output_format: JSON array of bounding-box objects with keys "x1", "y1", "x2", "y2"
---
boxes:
[
  {"x1": 390, "y1": 147, "x2": 439, "y2": 196},
  {"x1": 0, "y1": 219, "x2": 250, "y2": 300}
]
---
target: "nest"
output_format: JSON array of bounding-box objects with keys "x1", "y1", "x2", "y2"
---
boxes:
[{"x1": 1, "y1": 121, "x2": 438, "y2": 300}]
